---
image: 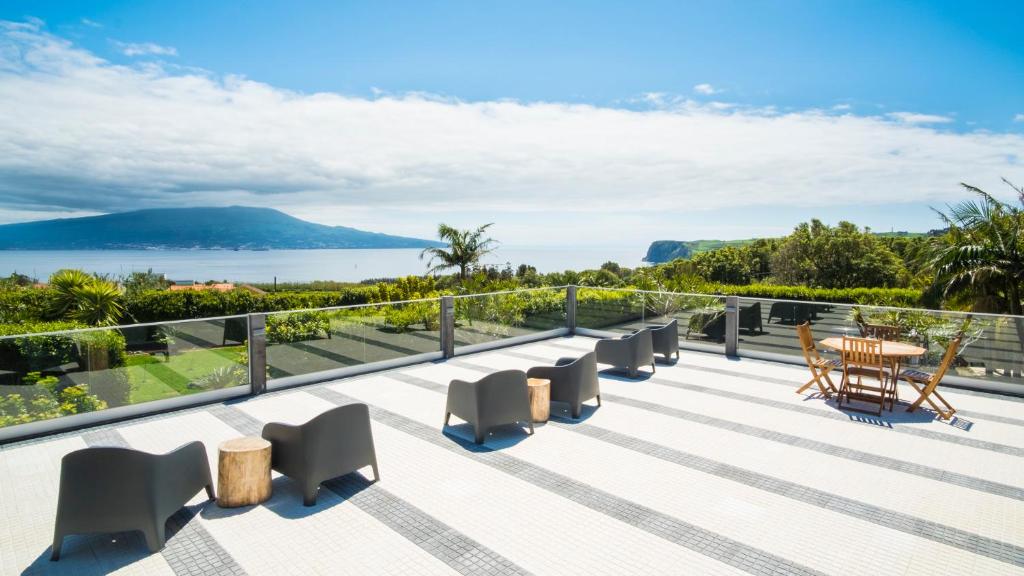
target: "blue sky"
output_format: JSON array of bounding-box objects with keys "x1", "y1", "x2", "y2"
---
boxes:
[{"x1": 0, "y1": 1, "x2": 1022, "y2": 247}]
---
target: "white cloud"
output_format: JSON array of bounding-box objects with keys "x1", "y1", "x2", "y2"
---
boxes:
[
  {"x1": 0, "y1": 22, "x2": 1021, "y2": 245},
  {"x1": 693, "y1": 83, "x2": 718, "y2": 95},
  {"x1": 832, "y1": 104, "x2": 852, "y2": 111},
  {"x1": 1015, "y1": 113, "x2": 1024, "y2": 123},
  {"x1": 111, "y1": 40, "x2": 177, "y2": 57},
  {"x1": 81, "y1": 18, "x2": 102, "y2": 28},
  {"x1": 886, "y1": 111, "x2": 953, "y2": 124}
]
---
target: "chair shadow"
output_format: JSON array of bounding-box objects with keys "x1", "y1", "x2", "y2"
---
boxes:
[
  {"x1": 441, "y1": 421, "x2": 532, "y2": 452},
  {"x1": 824, "y1": 396, "x2": 943, "y2": 427},
  {"x1": 24, "y1": 501, "x2": 212, "y2": 575},
  {"x1": 201, "y1": 473, "x2": 375, "y2": 521},
  {"x1": 598, "y1": 369, "x2": 655, "y2": 382},
  {"x1": 547, "y1": 401, "x2": 599, "y2": 424}
]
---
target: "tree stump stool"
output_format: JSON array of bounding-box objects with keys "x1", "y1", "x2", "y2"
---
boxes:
[
  {"x1": 217, "y1": 436, "x2": 272, "y2": 508},
  {"x1": 526, "y1": 378, "x2": 551, "y2": 423}
]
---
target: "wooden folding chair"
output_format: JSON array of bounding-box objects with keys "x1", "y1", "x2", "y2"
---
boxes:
[
  {"x1": 899, "y1": 335, "x2": 961, "y2": 420},
  {"x1": 862, "y1": 323, "x2": 901, "y2": 341},
  {"x1": 839, "y1": 336, "x2": 894, "y2": 416},
  {"x1": 795, "y1": 322, "x2": 839, "y2": 397}
]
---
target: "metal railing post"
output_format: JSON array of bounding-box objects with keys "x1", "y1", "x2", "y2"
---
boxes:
[
  {"x1": 724, "y1": 295, "x2": 739, "y2": 357},
  {"x1": 440, "y1": 296, "x2": 455, "y2": 358},
  {"x1": 566, "y1": 285, "x2": 577, "y2": 334},
  {"x1": 248, "y1": 313, "x2": 267, "y2": 394}
]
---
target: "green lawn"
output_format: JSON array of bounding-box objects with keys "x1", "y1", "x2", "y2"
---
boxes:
[{"x1": 126, "y1": 345, "x2": 245, "y2": 403}]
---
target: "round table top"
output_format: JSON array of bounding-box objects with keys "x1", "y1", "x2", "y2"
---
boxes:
[
  {"x1": 819, "y1": 336, "x2": 926, "y2": 357},
  {"x1": 527, "y1": 377, "x2": 551, "y2": 388},
  {"x1": 219, "y1": 436, "x2": 271, "y2": 453}
]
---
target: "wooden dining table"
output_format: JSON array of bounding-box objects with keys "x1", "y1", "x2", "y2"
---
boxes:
[{"x1": 818, "y1": 336, "x2": 928, "y2": 409}]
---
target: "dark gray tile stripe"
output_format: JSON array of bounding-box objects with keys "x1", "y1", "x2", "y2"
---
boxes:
[
  {"x1": 306, "y1": 385, "x2": 827, "y2": 576},
  {"x1": 549, "y1": 419, "x2": 1024, "y2": 567},
  {"x1": 385, "y1": 368, "x2": 1024, "y2": 567},
  {"x1": 207, "y1": 403, "x2": 264, "y2": 436},
  {"x1": 454, "y1": 353, "x2": 1024, "y2": 457},
  {"x1": 601, "y1": 392, "x2": 1024, "y2": 501},
  {"x1": 81, "y1": 427, "x2": 248, "y2": 576},
  {"x1": 208, "y1": 399, "x2": 531, "y2": 576},
  {"x1": 324, "y1": 473, "x2": 531, "y2": 576},
  {"x1": 438, "y1": 356, "x2": 1024, "y2": 501},
  {"x1": 81, "y1": 427, "x2": 131, "y2": 448}
]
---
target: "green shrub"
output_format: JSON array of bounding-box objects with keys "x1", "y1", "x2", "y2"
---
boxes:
[
  {"x1": 266, "y1": 311, "x2": 331, "y2": 344},
  {"x1": 702, "y1": 284, "x2": 922, "y2": 306}
]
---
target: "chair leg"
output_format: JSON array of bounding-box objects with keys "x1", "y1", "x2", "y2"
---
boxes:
[
  {"x1": 142, "y1": 520, "x2": 166, "y2": 552},
  {"x1": 527, "y1": 421, "x2": 535, "y2": 435},
  {"x1": 303, "y1": 482, "x2": 320, "y2": 507},
  {"x1": 444, "y1": 412, "x2": 451, "y2": 427},
  {"x1": 371, "y1": 460, "x2": 380, "y2": 482},
  {"x1": 571, "y1": 403, "x2": 581, "y2": 419},
  {"x1": 628, "y1": 367, "x2": 637, "y2": 378},
  {"x1": 205, "y1": 483, "x2": 216, "y2": 500},
  {"x1": 50, "y1": 531, "x2": 64, "y2": 561},
  {"x1": 596, "y1": 395, "x2": 602, "y2": 407},
  {"x1": 474, "y1": 424, "x2": 486, "y2": 445},
  {"x1": 651, "y1": 362, "x2": 656, "y2": 373}
]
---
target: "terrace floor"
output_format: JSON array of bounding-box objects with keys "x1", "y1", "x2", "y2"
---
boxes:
[{"x1": 2, "y1": 336, "x2": 1022, "y2": 576}]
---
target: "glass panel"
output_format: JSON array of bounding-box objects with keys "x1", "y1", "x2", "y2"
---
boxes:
[
  {"x1": 736, "y1": 297, "x2": 1024, "y2": 388},
  {"x1": 453, "y1": 287, "x2": 566, "y2": 348},
  {"x1": 266, "y1": 300, "x2": 441, "y2": 382},
  {"x1": 576, "y1": 288, "x2": 726, "y2": 351},
  {"x1": 0, "y1": 318, "x2": 249, "y2": 429},
  {"x1": 575, "y1": 287, "x2": 645, "y2": 332}
]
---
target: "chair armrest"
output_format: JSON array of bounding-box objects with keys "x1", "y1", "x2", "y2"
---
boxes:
[
  {"x1": 262, "y1": 422, "x2": 304, "y2": 475},
  {"x1": 156, "y1": 441, "x2": 212, "y2": 515},
  {"x1": 554, "y1": 356, "x2": 577, "y2": 367}
]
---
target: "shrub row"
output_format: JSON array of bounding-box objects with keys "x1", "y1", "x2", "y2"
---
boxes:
[{"x1": 703, "y1": 284, "x2": 923, "y2": 307}]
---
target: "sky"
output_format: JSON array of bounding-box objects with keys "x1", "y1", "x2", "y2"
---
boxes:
[{"x1": 0, "y1": 0, "x2": 1022, "y2": 248}]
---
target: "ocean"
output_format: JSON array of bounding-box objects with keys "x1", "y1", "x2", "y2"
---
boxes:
[{"x1": 0, "y1": 247, "x2": 647, "y2": 283}]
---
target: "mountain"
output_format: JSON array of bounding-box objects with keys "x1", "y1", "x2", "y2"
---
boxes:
[
  {"x1": 0, "y1": 207, "x2": 443, "y2": 250},
  {"x1": 644, "y1": 231, "x2": 934, "y2": 263},
  {"x1": 644, "y1": 238, "x2": 757, "y2": 263}
]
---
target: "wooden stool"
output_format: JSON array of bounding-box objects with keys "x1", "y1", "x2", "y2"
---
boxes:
[
  {"x1": 526, "y1": 378, "x2": 551, "y2": 423},
  {"x1": 217, "y1": 436, "x2": 272, "y2": 508}
]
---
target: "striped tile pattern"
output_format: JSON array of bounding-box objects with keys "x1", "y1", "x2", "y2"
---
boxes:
[{"x1": 1, "y1": 335, "x2": 1022, "y2": 575}]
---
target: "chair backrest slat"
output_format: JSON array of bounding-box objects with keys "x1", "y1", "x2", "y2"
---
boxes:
[{"x1": 841, "y1": 336, "x2": 884, "y2": 372}]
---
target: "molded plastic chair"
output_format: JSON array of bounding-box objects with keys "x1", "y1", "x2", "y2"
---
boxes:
[
  {"x1": 51, "y1": 442, "x2": 214, "y2": 560},
  {"x1": 739, "y1": 302, "x2": 764, "y2": 334},
  {"x1": 445, "y1": 370, "x2": 533, "y2": 444},
  {"x1": 685, "y1": 311, "x2": 726, "y2": 342},
  {"x1": 526, "y1": 351, "x2": 601, "y2": 419},
  {"x1": 595, "y1": 329, "x2": 655, "y2": 378},
  {"x1": 648, "y1": 320, "x2": 679, "y2": 362},
  {"x1": 262, "y1": 403, "x2": 380, "y2": 506}
]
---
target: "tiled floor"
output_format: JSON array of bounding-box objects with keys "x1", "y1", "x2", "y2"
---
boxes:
[{"x1": 2, "y1": 336, "x2": 1022, "y2": 575}]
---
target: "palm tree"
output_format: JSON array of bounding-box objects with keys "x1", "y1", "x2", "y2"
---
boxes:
[
  {"x1": 47, "y1": 269, "x2": 93, "y2": 319},
  {"x1": 928, "y1": 179, "x2": 1023, "y2": 315},
  {"x1": 71, "y1": 281, "x2": 125, "y2": 326},
  {"x1": 420, "y1": 223, "x2": 498, "y2": 280},
  {"x1": 46, "y1": 269, "x2": 124, "y2": 326}
]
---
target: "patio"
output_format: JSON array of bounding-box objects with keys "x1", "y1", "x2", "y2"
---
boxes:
[{"x1": 1, "y1": 335, "x2": 1021, "y2": 575}]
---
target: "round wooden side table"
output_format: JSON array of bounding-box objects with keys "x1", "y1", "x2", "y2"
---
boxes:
[
  {"x1": 526, "y1": 378, "x2": 551, "y2": 423},
  {"x1": 217, "y1": 436, "x2": 272, "y2": 508}
]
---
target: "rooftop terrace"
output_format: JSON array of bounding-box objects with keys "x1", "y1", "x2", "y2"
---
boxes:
[{"x1": 2, "y1": 335, "x2": 1022, "y2": 576}]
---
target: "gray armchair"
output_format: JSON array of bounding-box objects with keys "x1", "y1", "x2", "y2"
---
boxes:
[
  {"x1": 262, "y1": 403, "x2": 380, "y2": 506},
  {"x1": 595, "y1": 329, "x2": 655, "y2": 378},
  {"x1": 445, "y1": 369, "x2": 533, "y2": 444},
  {"x1": 51, "y1": 442, "x2": 214, "y2": 560},
  {"x1": 526, "y1": 351, "x2": 601, "y2": 419},
  {"x1": 649, "y1": 320, "x2": 679, "y2": 362}
]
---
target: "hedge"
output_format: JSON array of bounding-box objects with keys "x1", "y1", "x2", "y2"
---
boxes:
[{"x1": 702, "y1": 284, "x2": 922, "y2": 307}]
